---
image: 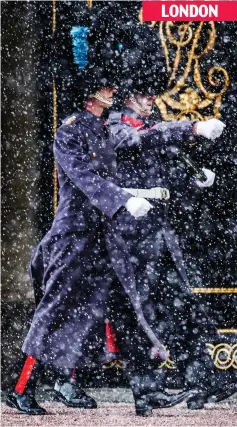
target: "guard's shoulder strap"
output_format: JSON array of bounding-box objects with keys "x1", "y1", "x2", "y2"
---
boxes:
[{"x1": 62, "y1": 111, "x2": 81, "y2": 126}]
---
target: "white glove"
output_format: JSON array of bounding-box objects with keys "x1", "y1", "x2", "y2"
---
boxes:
[
  {"x1": 125, "y1": 197, "x2": 153, "y2": 218},
  {"x1": 195, "y1": 168, "x2": 215, "y2": 188},
  {"x1": 195, "y1": 118, "x2": 225, "y2": 140}
]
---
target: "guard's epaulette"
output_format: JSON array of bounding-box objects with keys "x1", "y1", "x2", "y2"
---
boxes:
[{"x1": 63, "y1": 115, "x2": 78, "y2": 126}]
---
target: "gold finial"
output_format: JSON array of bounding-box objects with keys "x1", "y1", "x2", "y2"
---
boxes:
[{"x1": 52, "y1": 0, "x2": 56, "y2": 33}]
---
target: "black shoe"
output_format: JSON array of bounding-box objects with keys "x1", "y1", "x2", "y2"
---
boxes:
[
  {"x1": 53, "y1": 380, "x2": 97, "y2": 408},
  {"x1": 148, "y1": 390, "x2": 190, "y2": 408},
  {"x1": 135, "y1": 390, "x2": 190, "y2": 416},
  {"x1": 129, "y1": 373, "x2": 190, "y2": 416},
  {"x1": 186, "y1": 390, "x2": 206, "y2": 410},
  {"x1": 207, "y1": 382, "x2": 237, "y2": 404},
  {"x1": 187, "y1": 382, "x2": 237, "y2": 410},
  {"x1": 6, "y1": 391, "x2": 47, "y2": 415}
]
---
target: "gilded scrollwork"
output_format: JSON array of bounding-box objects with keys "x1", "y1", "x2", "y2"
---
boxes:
[
  {"x1": 87, "y1": 0, "x2": 93, "y2": 8},
  {"x1": 103, "y1": 359, "x2": 125, "y2": 369},
  {"x1": 103, "y1": 342, "x2": 237, "y2": 370},
  {"x1": 206, "y1": 343, "x2": 237, "y2": 370},
  {"x1": 157, "y1": 21, "x2": 229, "y2": 121},
  {"x1": 138, "y1": 9, "x2": 229, "y2": 121}
]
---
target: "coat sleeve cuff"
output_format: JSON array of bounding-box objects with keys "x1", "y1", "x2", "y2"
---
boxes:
[{"x1": 91, "y1": 181, "x2": 132, "y2": 218}]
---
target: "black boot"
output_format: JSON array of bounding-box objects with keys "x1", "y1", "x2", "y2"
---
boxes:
[
  {"x1": 186, "y1": 361, "x2": 237, "y2": 410},
  {"x1": 187, "y1": 382, "x2": 237, "y2": 410},
  {"x1": 6, "y1": 391, "x2": 47, "y2": 415},
  {"x1": 53, "y1": 378, "x2": 97, "y2": 408},
  {"x1": 6, "y1": 354, "x2": 46, "y2": 415},
  {"x1": 129, "y1": 374, "x2": 190, "y2": 416},
  {"x1": 207, "y1": 382, "x2": 237, "y2": 403}
]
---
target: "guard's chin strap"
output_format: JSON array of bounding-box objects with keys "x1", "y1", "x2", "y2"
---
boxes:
[
  {"x1": 130, "y1": 94, "x2": 152, "y2": 114},
  {"x1": 93, "y1": 92, "x2": 113, "y2": 106}
]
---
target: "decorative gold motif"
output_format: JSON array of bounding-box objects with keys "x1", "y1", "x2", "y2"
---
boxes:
[
  {"x1": 103, "y1": 357, "x2": 176, "y2": 370},
  {"x1": 207, "y1": 343, "x2": 237, "y2": 370},
  {"x1": 52, "y1": 0, "x2": 56, "y2": 33},
  {"x1": 138, "y1": 19, "x2": 230, "y2": 121},
  {"x1": 158, "y1": 357, "x2": 176, "y2": 370},
  {"x1": 104, "y1": 341, "x2": 237, "y2": 371},
  {"x1": 192, "y1": 288, "x2": 237, "y2": 294},
  {"x1": 138, "y1": 13, "x2": 230, "y2": 119},
  {"x1": 87, "y1": 0, "x2": 93, "y2": 8},
  {"x1": 52, "y1": 1, "x2": 58, "y2": 216},
  {"x1": 65, "y1": 115, "x2": 77, "y2": 126},
  {"x1": 156, "y1": 22, "x2": 229, "y2": 120},
  {"x1": 103, "y1": 360, "x2": 125, "y2": 369},
  {"x1": 157, "y1": 345, "x2": 176, "y2": 369}
]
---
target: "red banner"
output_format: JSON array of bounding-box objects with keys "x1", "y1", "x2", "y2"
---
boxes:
[{"x1": 142, "y1": 1, "x2": 237, "y2": 21}]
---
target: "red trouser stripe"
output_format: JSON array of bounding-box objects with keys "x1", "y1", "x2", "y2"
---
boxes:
[
  {"x1": 106, "y1": 322, "x2": 120, "y2": 353},
  {"x1": 15, "y1": 355, "x2": 37, "y2": 394}
]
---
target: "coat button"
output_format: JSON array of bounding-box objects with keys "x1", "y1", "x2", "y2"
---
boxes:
[{"x1": 92, "y1": 152, "x2": 96, "y2": 158}]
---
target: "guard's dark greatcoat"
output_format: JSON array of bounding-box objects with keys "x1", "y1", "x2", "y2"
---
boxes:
[
  {"x1": 23, "y1": 110, "x2": 133, "y2": 368},
  {"x1": 23, "y1": 109, "x2": 168, "y2": 369},
  {"x1": 107, "y1": 108, "x2": 222, "y2": 389}
]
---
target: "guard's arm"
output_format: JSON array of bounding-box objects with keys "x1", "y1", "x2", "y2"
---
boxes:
[
  {"x1": 110, "y1": 115, "x2": 225, "y2": 151},
  {"x1": 109, "y1": 117, "x2": 195, "y2": 151},
  {"x1": 54, "y1": 123, "x2": 131, "y2": 218}
]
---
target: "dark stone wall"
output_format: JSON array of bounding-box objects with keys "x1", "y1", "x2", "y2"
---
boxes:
[{"x1": 1, "y1": 1, "x2": 53, "y2": 388}]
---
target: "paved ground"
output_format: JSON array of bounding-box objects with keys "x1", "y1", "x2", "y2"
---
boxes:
[{"x1": 1, "y1": 388, "x2": 237, "y2": 427}]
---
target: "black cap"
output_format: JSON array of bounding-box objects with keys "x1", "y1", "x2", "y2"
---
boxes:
[
  {"x1": 75, "y1": 63, "x2": 119, "y2": 105},
  {"x1": 117, "y1": 25, "x2": 168, "y2": 100}
]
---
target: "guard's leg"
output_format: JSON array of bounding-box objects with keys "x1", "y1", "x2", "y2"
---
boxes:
[{"x1": 6, "y1": 354, "x2": 47, "y2": 415}]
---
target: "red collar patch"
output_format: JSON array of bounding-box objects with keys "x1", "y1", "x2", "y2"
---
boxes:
[{"x1": 121, "y1": 115, "x2": 144, "y2": 129}]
